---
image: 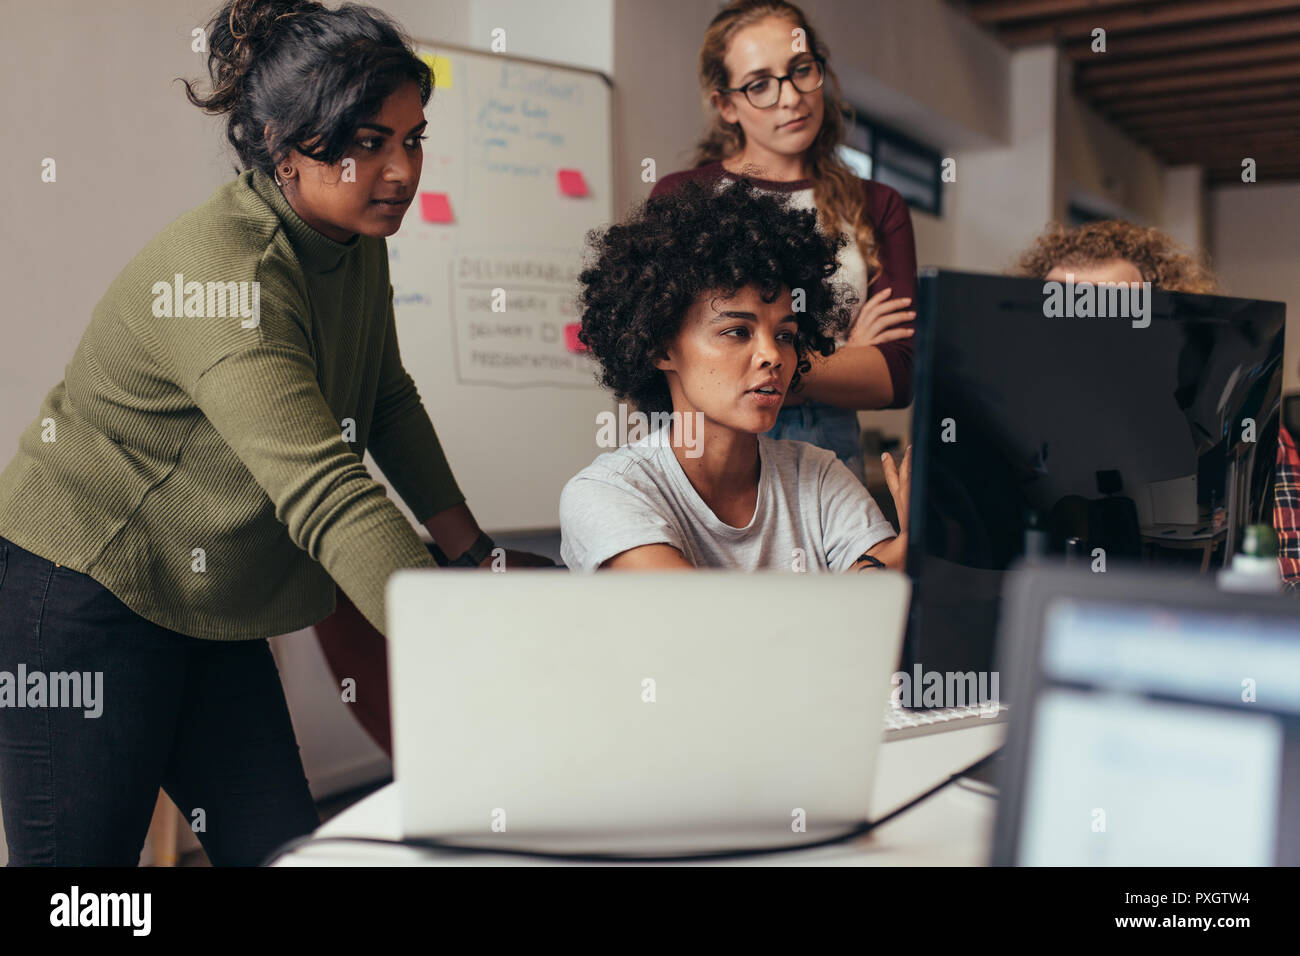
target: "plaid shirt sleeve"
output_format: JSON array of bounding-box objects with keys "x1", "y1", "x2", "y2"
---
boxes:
[{"x1": 1275, "y1": 426, "x2": 1300, "y2": 594}]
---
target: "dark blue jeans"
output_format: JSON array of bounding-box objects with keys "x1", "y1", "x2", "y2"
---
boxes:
[
  {"x1": 764, "y1": 400, "x2": 867, "y2": 484},
  {"x1": 0, "y1": 536, "x2": 319, "y2": 865}
]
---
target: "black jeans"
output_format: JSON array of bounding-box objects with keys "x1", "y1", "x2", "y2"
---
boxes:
[{"x1": 0, "y1": 536, "x2": 319, "y2": 865}]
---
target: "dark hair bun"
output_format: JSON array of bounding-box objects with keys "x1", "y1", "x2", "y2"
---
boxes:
[
  {"x1": 181, "y1": 1, "x2": 430, "y2": 176},
  {"x1": 190, "y1": 0, "x2": 323, "y2": 116}
]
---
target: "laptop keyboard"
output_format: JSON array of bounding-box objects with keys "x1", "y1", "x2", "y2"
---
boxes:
[{"x1": 882, "y1": 702, "x2": 1009, "y2": 741}]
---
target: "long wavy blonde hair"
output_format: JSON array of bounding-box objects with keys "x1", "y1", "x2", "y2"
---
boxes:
[{"x1": 695, "y1": 0, "x2": 881, "y2": 287}]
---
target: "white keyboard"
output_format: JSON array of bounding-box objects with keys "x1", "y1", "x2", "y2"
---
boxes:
[{"x1": 882, "y1": 702, "x2": 1009, "y2": 741}]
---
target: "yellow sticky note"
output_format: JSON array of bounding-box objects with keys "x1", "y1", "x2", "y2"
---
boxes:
[{"x1": 419, "y1": 53, "x2": 453, "y2": 90}]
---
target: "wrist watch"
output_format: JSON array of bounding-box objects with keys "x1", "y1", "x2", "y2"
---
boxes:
[{"x1": 428, "y1": 531, "x2": 497, "y2": 568}]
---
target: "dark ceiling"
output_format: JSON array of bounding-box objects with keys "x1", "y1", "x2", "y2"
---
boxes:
[{"x1": 956, "y1": 0, "x2": 1300, "y2": 184}]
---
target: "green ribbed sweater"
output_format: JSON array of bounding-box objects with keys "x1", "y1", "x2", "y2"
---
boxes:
[{"x1": 0, "y1": 169, "x2": 462, "y2": 640}]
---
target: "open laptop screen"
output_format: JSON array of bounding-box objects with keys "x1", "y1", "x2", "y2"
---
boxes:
[{"x1": 1014, "y1": 598, "x2": 1300, "y2": 866}]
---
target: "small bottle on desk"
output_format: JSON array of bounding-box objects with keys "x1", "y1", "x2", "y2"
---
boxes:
[{"x1": 1217, "y1": 524, "x2": 1283, "y2": 593}]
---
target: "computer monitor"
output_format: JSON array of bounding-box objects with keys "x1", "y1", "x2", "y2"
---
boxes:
[
  {"x1": 904, "y1": 269, "x2": 1286, "y2": 688},
  {"x1": 993, "y1": 563, "x2": 1300, "y2": 866}
]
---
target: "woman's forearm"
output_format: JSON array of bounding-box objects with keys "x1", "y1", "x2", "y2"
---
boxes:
[
  {"x1": 422, "y1": 501, "x2": 482, "y2": 559},
  {"x1": 793, "y1": 345, "x2": 894, "y2": 409},
  {"x1": 852, "y1": 533, "x2": 908, "y2": 572}
]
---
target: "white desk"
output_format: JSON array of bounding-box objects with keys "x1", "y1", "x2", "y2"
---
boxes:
[{"x1": 276, "y1": 722, "x2": 1006, "y2": 866}]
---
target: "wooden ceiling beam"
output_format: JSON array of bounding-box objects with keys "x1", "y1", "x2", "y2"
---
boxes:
[
  {"x1": 969, "y1": 0, "x2": 1149, "y2": 26},
  {"x1": 1121, "y1": 119, "x2": 1300, "y2": 143},
  {"x1": 1148, "y1": 135, "x2": 1300, "y2": 156},
  {"x1": 1206, "y1": 169, "x2": 1300, "y2": 184},
  {"x1": 1150, "y1": 145, "x2": 1300, "y2": 166},
  {"x1": 1077, "y1": 37, "x2": 1300, "y2": 83},
  {"x1": 1136, "y1": 141, "x2": 1300, "y2": 164},
  {"x1": 1063, "y1": 9, "x2": 1300, "y2": 59},
  {"x1": 1117, "y1": 101, "x2": 1300, "y2": 132},
  {"x1": 1127, "y1": 136, "x2": 1300, "y2": 159},
  {"x1": 1207, "y1": 173, "x2": 1300, "y2": 184},
  {"x1": 1131, "y1": 137, "x2": 1300, "y2": 160},
  {"x1": 1194, "y1": 160, "x2": 1300, "y2": 170},
  {"x1": 1085, "y1": 60, "x2": 1300, "y2": 100},
  {"x1": 994, "y1": 0, "x2": 1300, "y2": 47},
  {"x1": 1151, "y1": 130, "x2": 1300, "y2": 148},
  {"x1": 1157, "y1": 158, "x2": 1300, "y2": 169},
  {"x1": 1203, "y1": 160, "x2": 1300, "y2": 169},
  {"x1": 1099, "y1": 82, "x2": 1300, "y2": 116},
  {"x1": 1206, "y1": 163, "x2": 1300, "y2": 170},
  {"x1": 1154, "y1": 157, "x2": 1300, "y2": 174}
]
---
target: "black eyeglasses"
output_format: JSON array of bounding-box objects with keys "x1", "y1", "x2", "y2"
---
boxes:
[{"x1": 720, "y1": 57, "x2": 824, "y2": 109}]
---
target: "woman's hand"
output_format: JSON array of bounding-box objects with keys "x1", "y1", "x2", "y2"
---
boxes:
[
  {"x1": 881, "y1": 444, "x2": 912, "y2": 538},
  {"x1": 852, "y1": 445, "x2": 913, "y2": 572},
  {"x1": 479, "y1": 548, "x2": 556, "y2": 569},
  {"x1": 846, "y1": 287, "x2": 916, "y2": 349}
]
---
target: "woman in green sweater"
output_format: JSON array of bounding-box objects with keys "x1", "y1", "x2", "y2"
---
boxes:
[{"x1": 0, "y1": 0, "x2": 544, "y2": 866}]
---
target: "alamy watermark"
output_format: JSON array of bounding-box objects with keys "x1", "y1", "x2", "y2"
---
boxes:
[
  {"x1": 890, "y1": 665, "x2": 1000, "y2": 714},
  {"x1": 1042, "y1": 273, "x2": 1151, "y2": 329},
  {"x1": 595, "y1": 404, "x2": 704, "y2": 458},
  {"x1": 0, "y1": 665, "x2": 103, "y2": 718},
  {"x1": 50, "y1": 886, "x2": 150, "y2": 936},
  {"x1": 151, "y1": 272, "x2": 260, "y2": 328}
]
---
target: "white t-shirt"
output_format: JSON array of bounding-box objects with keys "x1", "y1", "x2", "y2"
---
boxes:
[{"x1": 559, "y1": 427, "x2": 896, "y2": 572}]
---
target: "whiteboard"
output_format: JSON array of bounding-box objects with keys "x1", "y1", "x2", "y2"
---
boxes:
[{"x1": 374, "y1": 43, "x2": 614, "y2": 532}]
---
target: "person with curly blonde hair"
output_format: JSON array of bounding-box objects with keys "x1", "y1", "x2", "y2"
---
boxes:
[{"x1": 1014, "y1": 220, "x2": 1219, "y2": 293}]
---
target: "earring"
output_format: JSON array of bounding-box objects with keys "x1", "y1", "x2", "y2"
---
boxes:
[{"x1": 274, "y1": 164, "x2": 293, "y2": 187}]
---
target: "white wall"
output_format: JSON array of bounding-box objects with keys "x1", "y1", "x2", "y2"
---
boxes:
[
  {"x1": 947, "y1": 46, "x2": 1059, "y2": 274},
  {"x1": 799, "y1": 0, "x2": 1011, "y2": 152},
  {"x1": 1163, "y1": 166, "x2": 1207, "y2": 253},
  {"x1": 612, "y1": 0, "x2": 717, "y2": 215},
  {"x1": 1209, "y1": 183, "x2": 1300, "y2": 397},
  {"x1": 1054, "y1": 54, "x2": 1165, "y2": 227},
  {"x1": 471, "y1": 0, "x2": 611, "y2": 73},
  {"x1": 0, "y1": 0, "x2": 234, "y2": 462}
]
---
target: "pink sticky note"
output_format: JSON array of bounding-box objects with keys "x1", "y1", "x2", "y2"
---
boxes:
[
  {"x1": 564, "y1": 323, "x2": 587, "y2": 352},
  {"x1": 557, "y1": 169, "x2": 589, "y2": 198},
  {"x1": 419, "y1": 192, "x2": 454, "y2": 223}
]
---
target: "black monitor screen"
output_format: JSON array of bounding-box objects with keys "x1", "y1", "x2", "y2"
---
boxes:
[{"x1": 904, "y1": 270, "x2": 1286, "y2": 686}]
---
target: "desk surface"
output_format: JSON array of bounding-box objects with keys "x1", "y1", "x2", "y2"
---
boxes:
[{"x1": 276, "y1": 723, "x2": 1006, "y2": 866}]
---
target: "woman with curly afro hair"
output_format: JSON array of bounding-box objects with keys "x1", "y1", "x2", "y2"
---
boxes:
[{"x1": 560, "y1": 181, "x2": 911, "y2": 573}]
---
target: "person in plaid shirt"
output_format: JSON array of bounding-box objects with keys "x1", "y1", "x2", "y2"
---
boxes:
[{"x1": 1277, "y1": 423, "x2": 1300, "y2": 594}]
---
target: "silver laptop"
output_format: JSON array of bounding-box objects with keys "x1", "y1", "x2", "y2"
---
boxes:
[
  {"x1": 386, "y1": 570, "x2": 910, "y2": 854},
  {"x1": 993, "y1": 563, "x2": 1300, "y2": 866}
]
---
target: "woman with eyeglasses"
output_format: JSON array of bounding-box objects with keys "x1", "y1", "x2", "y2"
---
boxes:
[{"x1": 651, "y1": 0, "x2": 919, "y2": 484}]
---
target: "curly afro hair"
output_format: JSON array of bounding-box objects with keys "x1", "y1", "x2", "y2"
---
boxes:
[
  {"x1": 1014, "y1": 220, "x2": 1219, "y2": 294},
  {"x1": 577, "y1": 180, "x2": 855, "y2": 416}
]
